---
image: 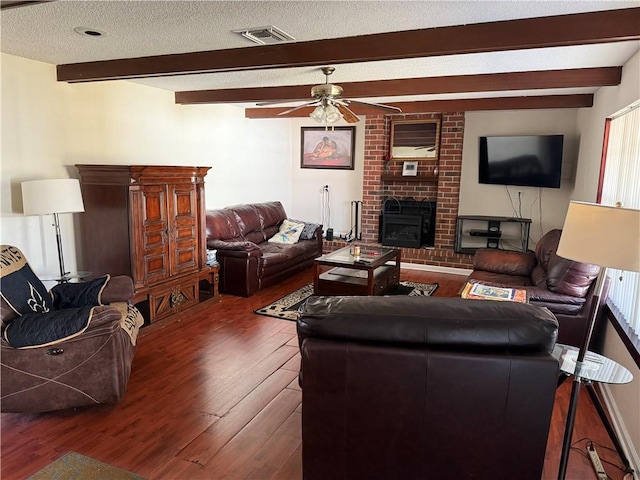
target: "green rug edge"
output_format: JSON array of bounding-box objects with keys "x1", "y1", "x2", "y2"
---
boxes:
[{"x1": 28, "y1": 452, "x2": 146, "y2": 480}]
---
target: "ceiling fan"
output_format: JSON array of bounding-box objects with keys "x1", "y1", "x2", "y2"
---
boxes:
[{"x1": 259, "y1": 67, "x2": 402, "y2": 124}]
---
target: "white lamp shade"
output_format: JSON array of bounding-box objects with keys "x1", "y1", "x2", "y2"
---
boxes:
[
  {"x1": 21, "y1": 179, "x2": 85, "y2": 216},
  {"x1": 557, "y1": 201, "x2": 640, "y2": 272}
]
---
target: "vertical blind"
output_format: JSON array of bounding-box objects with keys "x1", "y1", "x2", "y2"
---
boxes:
[{"x1": 600, "y1": 102, "x2": 640, "y2": 337}]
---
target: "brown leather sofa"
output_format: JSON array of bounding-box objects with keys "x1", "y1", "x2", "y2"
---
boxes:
[
  {"x1": 467, "y1": 229, "x2": 604, "y2": 346},
  {"x1": 297, "y1": 295, "x2": 559, "y2": 480},
  {"x1": 1, "y1": 245, "x2": 143, "y2": 413},
  {"x1": 206, "y1": 201, "x2": 322, "y2": 297}
]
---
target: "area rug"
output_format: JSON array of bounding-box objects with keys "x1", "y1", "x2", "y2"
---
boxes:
[
  {"x1": 255, "y1": 281, "x2": 438, "y2": 321},
  {"x1": 28, "y1": 452, "x2": 146, "y2": 480}
]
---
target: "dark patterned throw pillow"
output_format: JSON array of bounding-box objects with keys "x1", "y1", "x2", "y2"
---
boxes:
[{"x1": 288, "y1": 219, "x2": 322, "y2": 240}]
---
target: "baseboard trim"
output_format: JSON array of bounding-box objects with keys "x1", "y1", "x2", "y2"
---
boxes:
[
  {"x1": 599, "y1": 383, "x2": 640, "y2": 475},
  {"x1": 401, "y1": 262, "x2": 472, "y2": 276}
]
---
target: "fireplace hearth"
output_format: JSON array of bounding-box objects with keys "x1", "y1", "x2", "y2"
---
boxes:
[{"x1": 379, "y1": 198, "x2": 437, "y2": 248}]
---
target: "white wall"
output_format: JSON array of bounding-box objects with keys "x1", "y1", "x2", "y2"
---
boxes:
[
  {"x1": 1, "y1": 54, "x2": 82, "y2": 278},
  {"x1": 63, "y1": 79, "x2": 296, "y2": 211},
  {"x1": 576, "y1": 49, "x2": 640, "y2": 467},
  {"x1": 0, "y1": 53, "x2": 365, "y2": 278},
  {"x1": 459, "y1": 109, "x2": 580, "y2": 245}
]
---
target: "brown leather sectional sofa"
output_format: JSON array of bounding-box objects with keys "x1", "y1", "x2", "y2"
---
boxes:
[
  {"x1": 297, "y1": 295, "x2": 560, "y2": 480},
  {"x1": 467, "y1": 229, "x2": 604, "y2": 346},
  {"x1": 206, "y1": 201, "x2": 322, "y2": 297}
]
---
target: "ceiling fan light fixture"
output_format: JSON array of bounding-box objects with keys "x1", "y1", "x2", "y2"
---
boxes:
[
  {"x1": 310, "y1": 106, "x2": 325, "y2": 122},
  {"x1": 311, "y1": 84, "x2": 343, "y2": 98},
  {"x1": 273, "y1": 66, "x2": 393, "y2": 125},
  {"x1": 324, "y1": 104, "x2": 342, "y2": 123}
]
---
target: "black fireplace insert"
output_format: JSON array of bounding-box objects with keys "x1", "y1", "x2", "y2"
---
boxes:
[{"x1": 378, "y1": 198, "x2": 437, "y2": 248}]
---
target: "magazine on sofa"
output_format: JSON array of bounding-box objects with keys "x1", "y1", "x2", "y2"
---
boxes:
[{"x1": 461, "y1": 283, "x2": 527, "y2": 303}]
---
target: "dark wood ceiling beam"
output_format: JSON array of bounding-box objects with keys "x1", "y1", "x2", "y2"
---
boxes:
[
  {"x1": 176, "y1": 67, "x2": 620, "y2": 104},
  {"x1": 244, "y1": 94, "x2": 594, "y2": 118},
  {"x1": 0, "y1": 0, "x2": 54, "y2": 9},
  {"x1": 57, "y1": 8, "x2": 640, "y2": 83}
]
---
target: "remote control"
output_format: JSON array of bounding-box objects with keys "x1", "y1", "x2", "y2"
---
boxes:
[{"x1": 587, "y1": 444, "x2": 607, "y2": 480}]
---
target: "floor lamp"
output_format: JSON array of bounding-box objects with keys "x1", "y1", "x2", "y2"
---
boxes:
[
  {"x1": 21, "y1": 178, "x2": 85, "y2": 279},
  {"x1": 555, "y1": 201, "x2": 640, "y2": 480}
]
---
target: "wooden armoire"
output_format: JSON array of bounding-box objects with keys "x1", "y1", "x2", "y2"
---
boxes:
[{"x1": 76, "y1": 165, "x2": 213, "y2": 323}]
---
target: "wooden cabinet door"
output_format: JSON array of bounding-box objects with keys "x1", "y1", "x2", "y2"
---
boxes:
[
  {"x1": 168, "y1": 183, "x2": 199, "y2": 276},
  {"x1": 141, "y1": 185, "x2": 170, "y2": 284}
]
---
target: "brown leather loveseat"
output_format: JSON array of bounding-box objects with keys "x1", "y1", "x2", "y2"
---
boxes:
[
  {"x1": 297, "y1": 295, "x2": 559, "y2": 480},
  {"x1": 206, "y1": 201, "x2": 322, "y2": 297},
  {"x1": 467, "y1": 229, "x2": 603, "y2": 346}
]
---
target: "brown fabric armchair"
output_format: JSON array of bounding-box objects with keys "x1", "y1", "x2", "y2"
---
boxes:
[
  {"x1": 0, "y1": 245, "x2": 143, "y2": 413},
  {"x1": 467, "y1": 229, "x2": 604, "y2": 346},
  {"x1": 298, "y1": 296, "x2": 559, "y2": 480}
]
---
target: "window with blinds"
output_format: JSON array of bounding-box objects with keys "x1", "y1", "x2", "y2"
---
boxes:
[{"x1": 599, "y1": 101, "x2": 640, "y2": 337}]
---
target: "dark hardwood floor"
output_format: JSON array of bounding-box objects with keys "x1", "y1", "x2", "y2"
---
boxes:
[{"x1": 1, "y1": 267, "x2": 629, "y2": 479}]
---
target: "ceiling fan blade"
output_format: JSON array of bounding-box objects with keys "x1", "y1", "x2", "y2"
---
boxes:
[
  {"x1": 347, "y1": 99, "x2": 402, "y2": 113},
  {"x1": 335, "y1": 102, "x2": 360, "y2": 123},
  {"x1": 278, "y1": 101, "x2": 320, "y2": 116},
  {"x1": 256, "y1": 98, "x2": 307, "y2": 107}
]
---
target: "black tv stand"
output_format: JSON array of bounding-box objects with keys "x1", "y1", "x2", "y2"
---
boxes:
[{"x1": 455, "y1": 215, "x2": 531, "y2": 254}]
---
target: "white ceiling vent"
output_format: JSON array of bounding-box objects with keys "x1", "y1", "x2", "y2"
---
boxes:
[{"x1": 233, "y1": 26, "x2": 295, "y2": 45}]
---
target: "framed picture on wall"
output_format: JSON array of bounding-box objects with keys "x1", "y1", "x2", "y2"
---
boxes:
[
  {"x1": 402, "y1": 161, "x2": 418, "y2": 176},
  {"x1": 390, "y1": 119, "x2": 441, "y2": 161},
  {"x1": 301, "y1": 126, "x2": 355, "y2": 170}
]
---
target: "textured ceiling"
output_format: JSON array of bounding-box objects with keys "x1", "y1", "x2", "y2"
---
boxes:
[{"x1": 1, "y1": 0, "x2": 639, "y2": 106}]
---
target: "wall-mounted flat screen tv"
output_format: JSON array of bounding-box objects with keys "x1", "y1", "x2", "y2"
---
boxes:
[{"x1": 479, "y1": 135, "x2": 564, "y2": 188}]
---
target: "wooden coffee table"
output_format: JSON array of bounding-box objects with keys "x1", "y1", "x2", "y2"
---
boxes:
[{"x1": 313, "y1": 246, "x2": 401, "y2": 296}]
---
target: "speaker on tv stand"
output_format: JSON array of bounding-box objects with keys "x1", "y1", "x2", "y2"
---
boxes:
[{"x1": 487, "y1": 221, "x2": 500, "y2": 248}]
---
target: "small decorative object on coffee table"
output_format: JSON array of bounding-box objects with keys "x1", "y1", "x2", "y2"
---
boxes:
[{"x1": 314, "y1": 246, "x2": 400, "y2": 296}]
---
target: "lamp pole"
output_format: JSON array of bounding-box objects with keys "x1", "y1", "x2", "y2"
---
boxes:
[
  {"x1": 52, "y1": 212, "x2": 67, "y2": 278},
  {"x1": 557, "y1": 271, "x2": 606, "y2": 480}
]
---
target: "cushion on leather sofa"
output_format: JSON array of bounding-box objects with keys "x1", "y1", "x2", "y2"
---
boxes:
[
  {"x1": 258, "y1": 202, "x2": 288, "y2": 229},
  {"x1": 231, "y1": 204, "x2": 264, "y2": 236},
  {"x1": 298, "y1": 296, "x2": 558, "y2": 352},
  {"x1": 206, "y1": 208, "x2": 242, "y2": 240},
  {"x1": 468, "y1": 270, "x2": 532, "y2": 287},
  {"x1": 289, "y1": 219, "x2": 323, "y2": 240},
  {"x1": 473, "y1": 249, "x2": 537, "y2": 277},
  {"x1": 545, "y1": 252, "x2": 600, "y2": 297},
  {"x1": 531, "y1": 229, "x2": 600, "y2": 296}
]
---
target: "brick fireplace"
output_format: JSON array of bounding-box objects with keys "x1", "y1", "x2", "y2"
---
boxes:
[{"x1": 325, "y1": 111, "x2": 474, "y2": 270}]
